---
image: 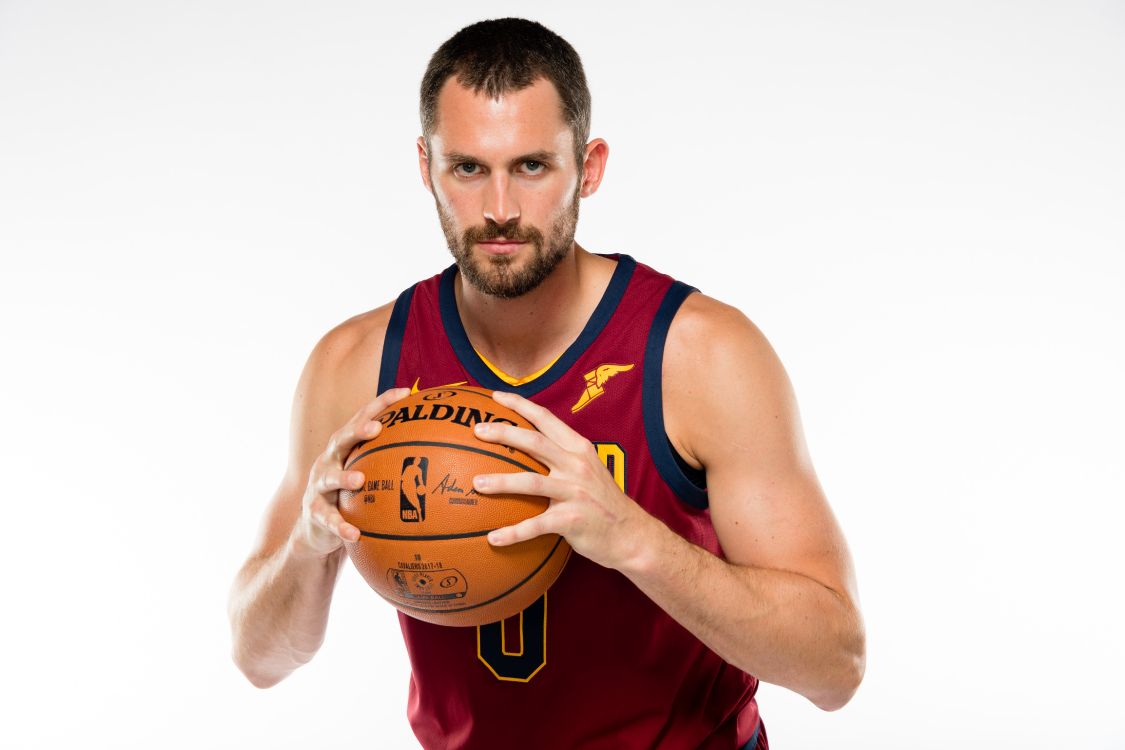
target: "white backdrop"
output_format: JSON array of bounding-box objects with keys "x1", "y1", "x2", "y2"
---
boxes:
[{"x1": 1, "y1": 1, "x2": 1122, "y2": 748}]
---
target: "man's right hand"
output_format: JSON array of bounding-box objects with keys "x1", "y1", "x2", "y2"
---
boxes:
[{"x1": 293, "y1": 387, "x2": 411, "y2": 557}]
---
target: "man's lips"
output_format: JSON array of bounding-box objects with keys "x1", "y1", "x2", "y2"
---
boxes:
[{"x1": 477, "y1": 240, "x2": 525, "y2": 254}]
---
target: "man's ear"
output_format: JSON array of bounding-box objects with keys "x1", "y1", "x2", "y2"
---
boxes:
[
  {"x1": 417, "y1": 136, "x2": 433, "y2": 194},
  {"x1": 579, "y1": 138, "x2": 609, "y2": 198}
]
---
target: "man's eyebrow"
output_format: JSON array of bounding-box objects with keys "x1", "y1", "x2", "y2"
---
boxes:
[
  {"x1": 441, "y1": 150, "x2": 560, "y2": 166},
  {"x1": 442, "y1": 151, "x2": 479, "y2": 163},
  {"x1": 511, "y1": 150, "x2": 558, "y2": 165}
]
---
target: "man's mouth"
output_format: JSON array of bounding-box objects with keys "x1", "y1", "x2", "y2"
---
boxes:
[{"x1": 477, "y1": 240, "x2": 525, "y2": 254}]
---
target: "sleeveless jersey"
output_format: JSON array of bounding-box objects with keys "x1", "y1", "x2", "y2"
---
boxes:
[{"x1": 377, "y1": 254, "x2": 766, "y2": 750}]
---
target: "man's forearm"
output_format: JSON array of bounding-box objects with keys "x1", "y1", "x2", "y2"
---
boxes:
[
  {"x1": 621, "y1": 516, "x2": 865, "y2": 710},
  {"x1": 228, "y1": 532, "x2": 346, "y2": 688}
]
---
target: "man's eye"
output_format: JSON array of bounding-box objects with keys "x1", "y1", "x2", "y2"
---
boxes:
[
  {"x1": 455, "y1": 163, "x2": 479, "y2": 176},
  {"x1": 523, "y1": 161, "x2": 544, "y2": 173}
]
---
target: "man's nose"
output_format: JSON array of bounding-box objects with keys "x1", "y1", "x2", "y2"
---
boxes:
[{"x1": 482, "y1": 173, "x2": 520, "y2": 226}]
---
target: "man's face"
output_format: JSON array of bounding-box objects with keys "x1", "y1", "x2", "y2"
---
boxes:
[{"x1": 420, "y1": 77, "x2": 583, "y2": 299}]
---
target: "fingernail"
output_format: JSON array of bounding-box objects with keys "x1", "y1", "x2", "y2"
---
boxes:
[
  {"x1": 487, "y1": 531, "x2": 501, "y2": 544},
  {"x1": 474, "y1": 422, "x2": 490, "y2": 435},
  {"x1": 474, "y1": 475, "x2": 490, "y2": 489}
]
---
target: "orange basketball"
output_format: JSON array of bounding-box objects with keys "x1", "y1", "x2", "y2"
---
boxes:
[{"x1": 339, "y1": 386, "x2": 570, "y2": 627}]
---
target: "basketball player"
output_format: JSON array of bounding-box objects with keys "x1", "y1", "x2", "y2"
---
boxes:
[{"x1": 229, "y1": 18, "x2": 864, "y2": 749}]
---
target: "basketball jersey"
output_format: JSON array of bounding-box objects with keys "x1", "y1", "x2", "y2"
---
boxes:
[{"x1": 377, "y1": 254, "x2": 767, "y2": 750}]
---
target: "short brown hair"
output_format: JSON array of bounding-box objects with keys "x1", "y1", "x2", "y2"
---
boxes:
[{"x1": 420, "y1": 18, "x2": 592, "y2": 168}]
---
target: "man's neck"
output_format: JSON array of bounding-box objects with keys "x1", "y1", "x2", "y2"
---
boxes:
[{"x1": 454, "y1": 244, "x2": 615, "y2": 379}]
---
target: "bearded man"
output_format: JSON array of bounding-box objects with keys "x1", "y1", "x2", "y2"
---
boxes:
[{"x1": 229, "y1": 18, "x2": 865, "y2": 749}]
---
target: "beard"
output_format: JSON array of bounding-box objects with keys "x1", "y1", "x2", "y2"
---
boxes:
[{"x1": 435, "y1": 189, "x2": 580, "y2": 300}]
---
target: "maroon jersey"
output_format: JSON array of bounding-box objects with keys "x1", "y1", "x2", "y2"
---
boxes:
[{"x1": 377, "y1": 255, "x2": 766, "y2": 750}]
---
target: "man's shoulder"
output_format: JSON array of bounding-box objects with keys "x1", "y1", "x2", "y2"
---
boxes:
[
  {"x1": 318, "y1": 301, "x2": 396, "y2": 365},
  {"x1": 300, "y1": 300, "x2": 398, "y2": 409},
  {"x1": 662, "y1": 290, "x2": 788, "y2": 469},
  {"x1": 665, "y1": 291, "x2": 773, "y2": 368}
]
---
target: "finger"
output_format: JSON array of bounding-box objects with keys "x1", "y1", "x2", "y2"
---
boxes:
[
  {"x1": 473, "y1": 471, "x2": 560, "y2": 499},
  {"x1": 364, "y1": 386, "x2": 412, "y2": 419},
  {"x1": 328, "y1": 387, "x2": 410, "y2": 464},
  {"x1": 314, "y1": 468, "x2": 366, "y2": 497},
  {"x1": 338, "y1": 419, "x2": 385, "y2": 469},
  {"x1": 326, "y1": 424, "x2": 369, "y2": 466},
  {"x1": 487, "y1": 511, "x2": 555, "y2": 547},
  {"x1": 472, "y1": 421, "x2": 566, "y2": 468},
  {"x1": 311, "y1": 499, "x2": 361, "y2": 542},
  {"x1": 354, "y1": 385, "x2": 411, "y2": 432},
  {"x1": 492, "y1": 390, "x2": 588, "y2": 452}
]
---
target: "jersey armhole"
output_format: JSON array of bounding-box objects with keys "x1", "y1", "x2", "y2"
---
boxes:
[
  {"x1": 377, "y1": 284, "x2": 415, "y2": 394},
  {"x1": 642, "y1": 281, "x2": 709, "y2": 509}
]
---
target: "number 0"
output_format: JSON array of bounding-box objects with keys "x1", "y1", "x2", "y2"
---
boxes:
[{"x1": 476, "y1": 442, "x2": 626, "y2": 682}]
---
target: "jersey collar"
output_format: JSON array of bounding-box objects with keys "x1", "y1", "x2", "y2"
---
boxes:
[{"x1": 439, "y1": 254, "x2": 637, "y2": 398}]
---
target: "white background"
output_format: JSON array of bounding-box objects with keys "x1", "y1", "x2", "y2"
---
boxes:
[{"x1": 1, "y1": 1, "x2": 1123, "y2": 747}]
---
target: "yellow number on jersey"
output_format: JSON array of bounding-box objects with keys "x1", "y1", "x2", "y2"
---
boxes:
[{"x1": 476, "y1": 442, "x2": 626, "y2": 681}]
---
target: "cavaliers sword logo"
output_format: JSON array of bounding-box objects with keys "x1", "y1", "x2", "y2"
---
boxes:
[{"x1": 571, "y1": 363, "x2": 635, "y2": 413}]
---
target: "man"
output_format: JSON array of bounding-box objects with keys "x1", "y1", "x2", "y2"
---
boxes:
[{"x1": 228, "y1": 18, "x2": 864, "y2": 749}]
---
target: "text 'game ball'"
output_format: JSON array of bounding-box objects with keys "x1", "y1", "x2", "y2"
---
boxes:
[{"x1": 338, "y1": 386, "x2": 571, "y2": 627}]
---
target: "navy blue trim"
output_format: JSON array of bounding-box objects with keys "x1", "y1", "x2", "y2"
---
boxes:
[
  {"x1": 669, "y1": 436, "x2": 707, "y2": 489},
  {"x1": 642, "y1": 281, "x2": 709, "y2": 509},
  {"x1": 377, "y1": 284, "x2": 415, "y2": 394},
  {"x1": 438, "y1": 254, "x2": 637, "y2": 398}
]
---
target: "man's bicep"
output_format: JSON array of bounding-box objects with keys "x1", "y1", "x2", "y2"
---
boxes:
[
  {"x1": 707, "y1": 457, "x2": 855, "y2": 599},
  {"x1": 667, "y1": 297, "x2": 857, "y2": 599}
]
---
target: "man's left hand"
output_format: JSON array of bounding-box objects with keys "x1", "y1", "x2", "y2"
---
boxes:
[{"x1": 471, "y1": 390, "x2": 655, "y2": 571}]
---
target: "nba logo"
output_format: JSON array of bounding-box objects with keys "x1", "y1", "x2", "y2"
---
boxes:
[{"x1": 400, "y1": 457, "x2": 428, "y2": 522}]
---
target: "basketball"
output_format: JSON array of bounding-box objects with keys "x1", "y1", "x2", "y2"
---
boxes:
[{"x1": 338, "y1": 386, "x2": 571, "y2": 627}]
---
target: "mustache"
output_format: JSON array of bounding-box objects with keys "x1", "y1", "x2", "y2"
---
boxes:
[{"x1": 463, "y1": 221, "x2": 544, "y2": 245}]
